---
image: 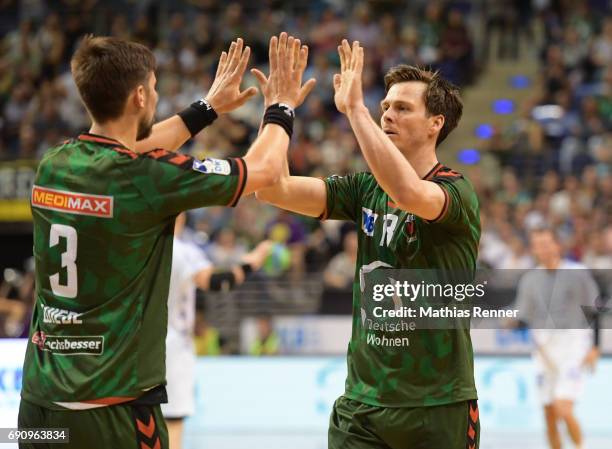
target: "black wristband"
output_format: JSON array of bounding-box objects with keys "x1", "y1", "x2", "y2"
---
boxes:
[
  {"x1": 177, "y1": 99, "x2": 218, "y2": 137},
  {"x1": 240, "y1": 263, "x2": 253, "y2": 275},
  {"x1": 263, "y1": 103, "x2": 295, "y2": 139}
]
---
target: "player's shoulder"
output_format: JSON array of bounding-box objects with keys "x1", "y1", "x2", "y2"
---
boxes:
[
  {"x1": 74, "y1": 133, "x2": 194, "y2": 168},
  {"x1": 136, "y1": 147, "x2": 194, "y2": 169},
  {"x1": 38, "y1": 136, "x2": 80, "y2": 162},
  {"x1": 429, "y1": 163, "x2": 478, "y2": 198},
  {"x1": 426, "y1": 163, "x2": 465, "y2": 184}
]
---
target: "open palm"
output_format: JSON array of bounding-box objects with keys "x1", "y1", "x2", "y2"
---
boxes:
[
  {"x1": 251, "y1": 32, "x2": 317, "y2": 109},
  {"x1": 334, "y1": 40, "x2": 365, "y2": 115},
  {"x1": 205, "y1": 38, "x2": 258, "y2": 114}
]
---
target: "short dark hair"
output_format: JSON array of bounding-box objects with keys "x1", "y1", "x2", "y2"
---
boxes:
[
  {"x1": 71, "y1": 36, "x2": 156, "y2": 123},
  {"x1": 384, "y1": 65, "x2": 463, "y2": 146}
]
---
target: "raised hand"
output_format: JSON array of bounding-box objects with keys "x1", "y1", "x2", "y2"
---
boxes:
[
  {"x1": 205, "y1": 38, "x2": 258, "y2": 114},
  {"x1": 241, "y1": 240, "x2": 274, "y2": 271},
  {"x1": 251, "y1": 32, "x2": 316, "y2": 109},
  {"x1": 333, "y1": 39, "x2": 365, "y2": 115}
]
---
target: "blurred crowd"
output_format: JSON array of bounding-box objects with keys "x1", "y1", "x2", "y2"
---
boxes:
[
  {"x1": 0, "y1": 1, "x2": 610, "y2": 341},
  {"x1": 478, "y1": 1, "x2": 611, "y2": 270},
  {"x1": 0, "y1": 0, "x2": 480, "y2": 161}
]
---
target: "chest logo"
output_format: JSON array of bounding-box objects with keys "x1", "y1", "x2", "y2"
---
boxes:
[{"x1": 361, "y1": 207, "x2": 378, "y2": 237}]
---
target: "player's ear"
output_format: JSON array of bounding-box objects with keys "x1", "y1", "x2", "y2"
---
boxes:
[
  {"x1": 429, "y1": 114, "x2": 444, "y2": 138},
  {"x1": 133, "y1": 84, "x2": 146, "y2": 109}
]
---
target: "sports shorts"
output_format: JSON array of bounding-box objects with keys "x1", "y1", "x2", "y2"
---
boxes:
[
  {"x1": 329, "y1": 395, "x2": 479, "y2": 449},
  {"x1": 18, "y1": 398, "x2": 168, "y2": 449}
]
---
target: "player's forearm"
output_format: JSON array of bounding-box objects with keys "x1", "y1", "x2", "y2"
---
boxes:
[
  {"x1": 134, "y1": 115, "x2": 191, "y2": 153},
  {"x1": 241, "y1": 124, "x2": 289, "y2": 195},
  {"x1": 346, "y1": 105, "x2": 423, "y2": 207},
  {"x1": 255, "y1": 158, "x2": 291, "y2": 204},
  {"x1": 256, "y1": 173, "x2": 326, "y2": 217}
]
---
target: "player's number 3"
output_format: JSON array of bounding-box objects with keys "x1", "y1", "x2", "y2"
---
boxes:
[{"x1": 49, "y1": 224, "x2": 78, "y2": 298}]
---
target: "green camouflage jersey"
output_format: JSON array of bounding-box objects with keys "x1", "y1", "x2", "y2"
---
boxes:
[
  {"x1": 321, "y1": 162, "x2": 480, "y2": 407},
  {"x1": 22, "y1": 133, "x2": 246, "y2": 410}
]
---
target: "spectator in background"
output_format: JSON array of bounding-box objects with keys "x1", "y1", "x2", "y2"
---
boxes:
[
  {"x1": 418, "y1": 2, "x2": 444, "y2": 66},
  {"x1": 319, "y1": 229, "x2": 357, "y2": 314},
  {"x1": 583, "y1": 225, "x2": 612, "y2": 269},
  {"x1": 0, "y1": 257, "x2": 35, "y2": 338},
  {"x1": 323, "y1": 229, "x2": 357, "y2": 290},
  {"x1": 266, "y1": 209, "x2": 307, "y2": 281},
  {"x1": 193, "y1": 310, "x2": 224, "y2": 356},
  {"x1": 438, "y1": 8, "x2": 474, "y2": 85},
  {"x1": 37, "y1": 12, "x2": 65, "y2": 80},
  {"x1": 249, "y1": 315, "x2": 279, "y2": 356},
  {"x1": 483, "y1": 0, "x2": 520, "y2": 61},
  {"x1": 207, "y1": 228, "x2": 248, "y2": 268}
]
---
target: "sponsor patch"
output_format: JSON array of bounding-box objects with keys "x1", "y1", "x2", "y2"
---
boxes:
[
  {"x1": 192, "y1": 158, "x2": 231, "y2": 176},
  {"x1": 42, "y1": 305, "x2": 83, "y2": 325},
  {"x1": 361, "y1": 207, "x2": 378, "y2": 237},
  {"x1": 32, "y1": 332, "x2": 104, "y2": 355},
  {"x1": 31, "y1": 185, "x2": 113, "y2": 218}
]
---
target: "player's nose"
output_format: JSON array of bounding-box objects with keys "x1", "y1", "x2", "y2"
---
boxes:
[{"x1": 382, "y1": 109, "x2": 395, "y2": 123}]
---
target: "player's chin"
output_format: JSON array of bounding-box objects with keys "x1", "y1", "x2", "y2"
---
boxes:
[{"x1": 386, "y1": 133, "x2": 403, "y2": 147}]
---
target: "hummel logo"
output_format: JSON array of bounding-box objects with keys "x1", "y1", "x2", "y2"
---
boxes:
[
  {"x1": 197, "y1": 99, "x2": 212, "y2": 110},
  {"x1": 278, "y1": 103, "x2": 295, "y2": 118}
]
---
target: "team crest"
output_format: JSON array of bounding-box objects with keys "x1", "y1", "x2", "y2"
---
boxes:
[{"x1": 405, "y1": 214, "x2": 417, "y2": 242}]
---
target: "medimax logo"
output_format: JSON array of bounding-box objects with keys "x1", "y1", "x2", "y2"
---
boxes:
[{"x1": 31, "y1": 185, "x2": 113, "y2": 218}]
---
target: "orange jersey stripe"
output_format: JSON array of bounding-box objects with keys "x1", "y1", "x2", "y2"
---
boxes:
[
  {"x1": 82, "y1": 396, "x2": 136, "y2": 405},
  {"x1": 228, "y1": 158, "x2": 246, "y2": 207}
]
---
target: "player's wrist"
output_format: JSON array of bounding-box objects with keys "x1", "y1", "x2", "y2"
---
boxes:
[
  {"x1": 177, "y1": 99, "x2": 218, "y2": 138},
  {"x1": 276, "y1": 97, "x2": 297, "y2": 109},
  {"x1": 345, "y1": 103, "x2": 369, "y2": 118},
  {"x1": 262, "y1": 103, "x2": 295, "y2": 139}
]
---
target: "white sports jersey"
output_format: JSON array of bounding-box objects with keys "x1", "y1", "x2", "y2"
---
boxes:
[
  {"x1": 516, "y1": 260, "x2": 599, "y2": 332},
  {"x1": 167, "y1": 237, "x2": 211, "y2": 343},
  {"x1": 515, "y1": 260, "x2": 598, "y2": 404},
  {"x1": 163, "y1": 237, "x2": 211, "y2": 418}
]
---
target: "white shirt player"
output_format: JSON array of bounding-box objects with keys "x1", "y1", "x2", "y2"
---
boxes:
[
  {"x1": 163, "y1": 237, "x2": 211, "y2": 419},
  {"x1": 516, "y1": 260, "x2": 599, "y2": 405}
]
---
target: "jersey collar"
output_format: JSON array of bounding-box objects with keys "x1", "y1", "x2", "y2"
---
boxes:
[
  {"x1": 422, "y1": 162, "x2": 443, "y2": 180},
  {"x1": 78, "y1": 132, "x2": 130, "y2": 150}
]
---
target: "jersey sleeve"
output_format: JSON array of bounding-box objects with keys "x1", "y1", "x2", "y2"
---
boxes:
[
  {"x1": 426, "y1": 167, "x2": 477, "y2": 230},
  {"x1": 320, "y1": 172, "x2": 369, "y2": 222},
  {"x1": 124, "y1": 149, "x2": 247, "y2": 217}
]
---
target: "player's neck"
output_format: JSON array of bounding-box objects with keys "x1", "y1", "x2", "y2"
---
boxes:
[
  {"x1": 89, "y1": 119, "x2": 137, "y2": 150},
  {"x1": 404, "y1": 145, "x2": 439, "y2": 179}
]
